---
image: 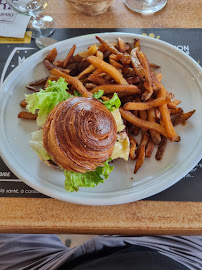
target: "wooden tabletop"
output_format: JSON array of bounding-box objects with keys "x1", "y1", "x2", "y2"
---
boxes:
[{"x1": 0, "y1": 0, "x2": 202, "y2": 235}]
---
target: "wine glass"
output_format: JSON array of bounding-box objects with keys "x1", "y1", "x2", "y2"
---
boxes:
[
  {"x1": 124, "y1": 0, "x2": 167, "y2": 14},
  {"x1": 5, "y1": 0, "x2": 55, "y2": 38}
]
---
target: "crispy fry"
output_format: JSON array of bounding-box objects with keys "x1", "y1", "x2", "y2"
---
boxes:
[
  {"x1": 29, "y1": 77, "x2": 49, "y2": 86},
  {"x1": 155, "y1": 72, "x2": 163, "y2": 82},
  {"x1": 134, "y1": 39, "x2": 140, "y2": 51},
  {"x1": 53, "y1": 60, "x2": 65, "y2": 67},
  {"x1": 77, "y1": 50, "x2": 103, "y2": 79},
  {"x1": 63, "y1": 44, "x2": 76, "y2": 68},
  {"x1": 44, "y1": 47, "x2": 57, "y2": 62},
  {"x1": 128, "y1": 134, "x2": 138, "y2": 160},
  {"x1": 148, "y1": 107, "x2": 161, "y2": 145},
  {"x1": 155, "y1": 136, "x2": 167, "y2": 160},
  {"x1": 170, "y1": 107, "x2": 183, "y2": 115},
  {"x1": 26, "y1": 85, "x2": 39, "y2": 92},
  {"x1": 18, "y1": 111, "x2": 38, "y2": 120},
  {"x1": 157, "y1": 85, "x2": 180, "y2": 142},
  {"x1": 123, "y1": 96, "x2": 171, "y2": 111},
  {"x1": 20, "y1": 99, "x2": 27, "y2": 108},
  {"x1": 87, "y1": 44, "x2": 98, "y2": 56},
  {"x1": 117, "y1": 37, "x2": 126, "y2": 53},
  {"x1": 130, "y1": 48, "x2": 146, "y2": 81},
  {"x1": 109, "y1": 59, "x2": 123, "y2": 69},
  {"x1": 171, "y1": 110, "x2": 196, "y2": 126},
  {"x1": 91, "y1": 84, "x2": 141, "y2": 94},
  {"x1": 134, "y1": 145, "x2": 145, "y2": 173},
  {"x1": 88, "y1": 73, "x2": 111, "y2": 85},
  {"x1": 96, "y1": 36, "x2": 122, "y2": 57},
  {"x1": 138, "y1": 51, "x2": 153, "y2": 93},
  {"x1": 126, "y1": 76, "x2": 140, "y2": 85},
  {"x1": 145, "y1": 139, "x2": 155, "y2": 158},
  {"x1": 50, "y1": 68, "x2": 92, "y2": 98},
  {"x1": 119, "y1": 108, "x2": 168, "y2": 137},
  {"x1": 87, "y1": 56, "x2": 128, "y2": 85},
  {"x1": 149, "y1": 63, "x2": 160, "y2": 69},
  {"x1": 168, "y1": 100, "x2": 181, "y2": 109}
]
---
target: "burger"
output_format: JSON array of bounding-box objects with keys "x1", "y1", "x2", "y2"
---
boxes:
[{"x1": 26, "y1": 78, "x2": 130, "y2": 192}]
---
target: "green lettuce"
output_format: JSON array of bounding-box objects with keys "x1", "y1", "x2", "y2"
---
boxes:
[
  {"x1": 29, "y1": 130, "x2": 51, "y2": 161},
  {"x1": 93, "y1": 90, "x2": 121, "y2": 111},
  {"x1": 25, "y1": 78, "x2": 72, "y2": 127},
  {"x1": 102, "y1": 93, "x2": 121, "y2": 111},
  {"x1": 64, "y1": 159, "x2": 114, "y2": 192}
]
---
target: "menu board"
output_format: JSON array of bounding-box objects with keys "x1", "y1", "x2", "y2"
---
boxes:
[{"x1": 0, "y1": 28, "x2": 201, "y2": 200}]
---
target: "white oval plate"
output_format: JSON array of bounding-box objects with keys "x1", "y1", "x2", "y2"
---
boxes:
[{"x1": 0, "y1": 33, "x2": 202, "y2": 205}]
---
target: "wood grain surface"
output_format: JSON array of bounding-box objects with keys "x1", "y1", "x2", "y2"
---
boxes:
[
  {"x1": 45, "y1": 0, "x2": 202, "y2": 28},
  {"x1": 0, "y1": 198, "x2": 202, "y2": 234}
]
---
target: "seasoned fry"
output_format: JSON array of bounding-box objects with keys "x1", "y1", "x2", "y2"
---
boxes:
[
  {"x1": 50, "y1": 68, "x2": 92, "y2": 98},
  {"x1": 29, "y1": 77, "x2": 48, "y2": 86},
  {"x1": 168, "y1": 100, "x2": 181, "y2": 109},
  {"x1": 157, "y1": 85, "x2": 180, "y2": 142},
  {"x1": 44, "y1": 47, "x2": 57, "y2": 62},
  {"x1": 63, "y1": 44, "x2": 76, "y2": 68},
  {"x1": 26, "y1": 85, "x2": 39, "y2": 92},
  {"x1": 123, "y1": 96, "x2": 171, "y2": 111},
  {"x1": 148, "y1": 107, "x2": 161, "y2": 145},
  {"x1": 128, "y1": 134, "x2": 138, "y2": 160},
  {"x1": 171, "y1": 110, "x2": 195, "y2": 126},
  {"x1": 170, "y1": 107, "x2": 183, "y2": 115},
  {"x1": 88, "y1": 73, "x2": 111, "y2": 85},
  {"x1": 119, "y1": 108, "x2": 168, "y2": 137},
  {"x1": 87, "y1": 44, "x2": 98, "y2": 56},
  {"x1": 138, "y1": 51, "x2": 153, "y2": 93},
  {"x1": 18, "y1": 111, "x2": 38, "y2": 120},
  {"x1": 130, "y1": 48, "x2": 146, "y2": 81},
  {"x1": 155, "y1": 72, "x2": 163, "y2": 83},
  {"x1": 149, "y1": 63, "x2": 160, "y2": 69},
  {"x1": 117, "y1": 37, "x2": 126, "y2": 53},
  {"x1": 53, "y1": 60, "x2": 65, "y2": 67},
  {"x1": 155, "y1": 136, "x2": 167, "y2": 160},
  {"x1": 109, "y1": 59, "x2": 123, "y2": 69},
  {"x1": 20, "y1": 99, "x2": 27, "y2": 108},
  {"x1": 96, "y1": 36, "x2": 122, "y2": 56},
  {"x1": 87, "y1": 56, "x2": 128, "y2": 85},
  {"x1": 145, "y1": 139, "x2": 155, "y2": 158},
  {"x1": 91, "y1": 84, "x2": 141, "y2": 94},
  {"x1": 134, "y1": 145, "x2": 145, "y2": 173}
]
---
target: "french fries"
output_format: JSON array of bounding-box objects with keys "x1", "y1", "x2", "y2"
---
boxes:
[
  {"x1": 18, "y1": 111, "x2": 38, "y2": 120},
  {"x1": 19, "y1": 36, "x2": 196, "y2": 176}
]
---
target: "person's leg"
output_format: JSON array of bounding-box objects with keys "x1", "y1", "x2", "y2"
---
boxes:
[
  {"x1": 91, "y1": 235, "x2": 202, "y2": 270},
  {"x1": 0, "y1": 234, "x2": 68, "y2": 270}
]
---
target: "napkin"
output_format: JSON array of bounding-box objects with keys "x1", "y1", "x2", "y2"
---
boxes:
[{"x1": 0, "y1": 0, "x2": 31, "y2": 38}]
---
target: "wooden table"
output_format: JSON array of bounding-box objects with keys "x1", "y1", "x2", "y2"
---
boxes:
[{"x1": 0, "y1": 0, "x2": 202, "y2": 235}]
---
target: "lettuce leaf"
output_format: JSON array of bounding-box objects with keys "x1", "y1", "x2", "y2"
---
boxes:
[
  {"x1": 25, "y1": 78, "x2": 72, "y2": 127},
  {"x1": 93, "y1": 90, "x2": 121, "y2": 111},
  {"x1": 29, "y1": 129, "x2": 51, "y2": 161},
  {"x1": 64, "y1": 159, "x2": 114, "y2": 192},
  {"x1": 102, "y1": 93, "x2": 121, "y2": 111}
]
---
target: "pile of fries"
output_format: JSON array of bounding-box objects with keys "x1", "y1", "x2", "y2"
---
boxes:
[{"x1": 19, "y1": 36, "x2": 195, "y2": 174}]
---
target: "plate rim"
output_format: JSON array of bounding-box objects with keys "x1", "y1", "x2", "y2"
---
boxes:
[{"x1": 0, "y1": 32, "x2": 202, "y2": 205}]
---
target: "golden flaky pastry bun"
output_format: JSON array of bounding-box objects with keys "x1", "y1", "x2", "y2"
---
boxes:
[{"x1": 43, "y1": 97, "x2": 117, "y2": 173}]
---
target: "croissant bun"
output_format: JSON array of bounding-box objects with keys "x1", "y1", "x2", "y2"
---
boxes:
[{"x1": 43, "y1": 97, "x2": 117, "y2": 173}]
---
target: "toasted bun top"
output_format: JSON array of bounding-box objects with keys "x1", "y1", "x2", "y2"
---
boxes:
[{"x1": 43, "y1": 97, "x2": 117, "y2": 173}]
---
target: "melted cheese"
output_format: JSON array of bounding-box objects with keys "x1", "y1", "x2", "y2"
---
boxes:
[
  {"x1": 111, "y1": 131, "x2": 130, "y2": 161},
  {"x1": 111, "y1": 108, "x2": 125, "y2": 132}
]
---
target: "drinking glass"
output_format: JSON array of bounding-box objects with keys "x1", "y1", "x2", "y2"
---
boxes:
[
  {"x1": 124, "y1": 0, "x2": 167, "y2": 14},
  {"x1": 5, "y1": 0, "x2": 55, "y2": 38}
]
